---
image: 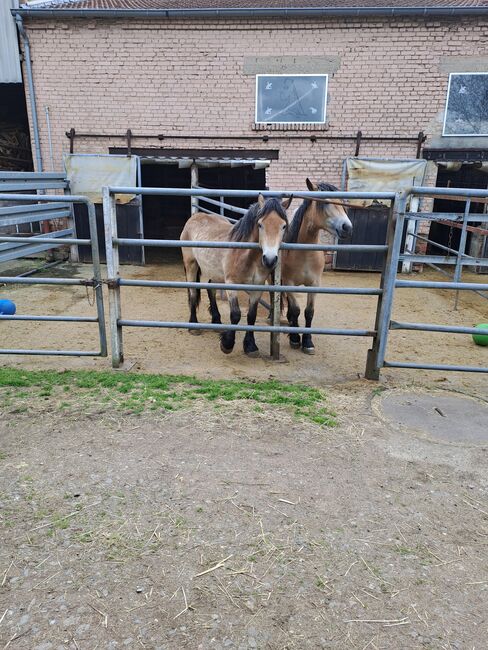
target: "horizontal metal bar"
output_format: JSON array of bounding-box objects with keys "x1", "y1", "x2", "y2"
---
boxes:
[
  {"x1": 410, "y1": 187, "x2": 488, "y2": 199},
  {"x1": 390, "y1": 321, "x2": 488, "y2": 335},
  {"x1": 0, "y1": 234, "x2": 89, "y2": 246},
  {"x1": 0, "y1": 241, "x2": 71, "y2": 264},
  {"x1": 0, "y1": 209, "x2": 71, "y2": 228},
  {"x1": 396, "y1": 279, "x2": 488, "y2": 291},
  {"x1": 108, "y1": 187, "x2": 396, "y2": 200},
  {"x1": 118, "y1": 278, "x2": 381, "y2": 295},
  {"x1": 405, "y1": 212, "x2": 488, "y2": 223},
  {"x1": 0, "y1": 202, "x2": 71, "y2": 217},
  {"x1": 0, "y1": 193, "x2": 90, "y2": 205},
  {"x1": 0, "y1": 349, "x2": 102, "y2": 357},
  {"x1": 0, "y1": 276, "x2": 92, "y2": 286},
  {"x1": 399, "y1": 254, "x2": 488, "y2": 267},
  {"x1": 0, "y1": 229, "x2": 74, "y2": 252},
  {"x1": 198, "y1": 195, "x2": 248, "y2": 215},
  {"x1": 384, "y1": 360, "x2": 488, "y2": 373},
  {"x1": 0, "y1": 182, "x2": 68, "y2": 192},
  {"x1": 0, "y1": 172, "x2": 67, "y2": 180},
  {"x1": 119, "y1": 319, "x2": 375, "y2": 337},
  {"x1": 0, "y1": 314, "x2": 98, "y2": 323},
  {"x1": 115, "y1": 237, "x2": 387, "y2": 252}
]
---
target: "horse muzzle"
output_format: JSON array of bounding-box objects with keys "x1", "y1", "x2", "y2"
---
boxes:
[
  {"x1": 336, "y1": 222, "x2": 353, "y2": 239},
  {"x1": 262, "y1": 254, "x2": 278, "y2": 270}
]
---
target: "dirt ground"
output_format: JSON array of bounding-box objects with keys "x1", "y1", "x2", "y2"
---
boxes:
[
  {"x1": 0, "y1": 256, "x2": 487, "y2": 395},
  {"x1": 0, "y1": 258, "x2": 487, "y2": 649},
  {"x1": 0, "y1": 379, "x2": 487, "y2": 649}
]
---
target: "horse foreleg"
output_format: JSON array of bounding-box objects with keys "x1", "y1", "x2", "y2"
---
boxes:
[
  {"x1": 286, "y1": 292, "x2": 301, "y2": 349},
  {"x1": 302, "y1": 292, "x2": 316, "y2": 355},
  {"x1": 207, "y1": 282, "x2": 222, "y2": 324},
  {"x1": 220, "y1": 291, "x2": 241, "y2": 354},
  {"x1": 243, "y1": 292, "x2": 260, "y2": 357}
]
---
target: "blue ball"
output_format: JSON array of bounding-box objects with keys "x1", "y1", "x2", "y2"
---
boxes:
[{"x1": 0, "y1": 299, "x2": 16, "y2": 315}]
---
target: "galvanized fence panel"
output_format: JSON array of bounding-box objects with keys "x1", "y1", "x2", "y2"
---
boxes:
[
  {"x1": 0, "y1": 193, "x2": 107, "y2": 358},
  {"x1": 366, "y1": 187, "x2": 488, "y2": 376},
  {"x1": 102, "y1": 185, "x2": 396, "y2": 370}
]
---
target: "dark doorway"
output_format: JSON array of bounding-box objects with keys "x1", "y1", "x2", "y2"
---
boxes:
[
  {"x1": 198, "y1": 165, "x2": 267, "y2": 215},
  {"x1": 141, "y1": 163, "x2": 191, "y2": 263},
  {"x1": 0, "y1": 84, "x2": 33, "y2": 171},
  {"x1": 428, "y1": 164, "x2": 488, "y2": 256},
  {"x1": 140, "y1": 162, "x2": 266, "y2": 263}
]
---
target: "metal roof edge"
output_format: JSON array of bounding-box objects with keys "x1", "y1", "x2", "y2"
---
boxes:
[{"x1": 12, "y1": 6, "x2": 488, "y2": 19}]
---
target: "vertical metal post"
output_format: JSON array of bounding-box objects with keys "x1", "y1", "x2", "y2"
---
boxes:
[
  {"x1": 102, "y1": 187, "x2": 123, "y2": 367},
  {"x1": 86, "y1": 198, "x2": 107, "y2": 357},
  {"x1": 453, "y1": 199, "x2": 471, "y2": 311},
  {"x1": 270, "y1": 250, "x2": 281, "y2": 360},
  {"x1": 365, "y1": 192, "x2": 407, "y2": 380},
  {"x1": 190, "y1": 164, "x2": 199, "y2": 214},
  {"x1": 220, "y1": 195, "x2": 225, "y2": 216},
  {"x1": 65, "y1": 182, "x2": 79, "y2": 263}
]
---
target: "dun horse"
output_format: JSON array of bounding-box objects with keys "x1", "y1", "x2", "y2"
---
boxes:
[
  {"x1": 281, "y1": 179, "x2": 353, "y2": 354},
  {"x1": 180, "y1": 195, "x2": 291, "y2": 356}
]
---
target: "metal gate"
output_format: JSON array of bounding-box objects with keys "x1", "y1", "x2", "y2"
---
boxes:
[
  {"x1": 0, "y1": 193, "x2": 107, "y2": 357},
  {"x1": 101, "y1": 185, "x2": 396, "y2": 370},
  {"x1": 365, "y1": 186, "x2": 488, "y2": 377}
]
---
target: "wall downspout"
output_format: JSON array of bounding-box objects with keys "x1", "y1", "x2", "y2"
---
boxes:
[{"x1": 15, "y1": 14, "x2": 43, "y2": 172}]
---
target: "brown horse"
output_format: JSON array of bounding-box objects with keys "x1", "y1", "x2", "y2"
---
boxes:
[
  {"x1": 180, "y1": 195, "x2": 291, "y2": 356},
  {"x1": 281, "y1": 179, "x2": 353, "y2": 354}
]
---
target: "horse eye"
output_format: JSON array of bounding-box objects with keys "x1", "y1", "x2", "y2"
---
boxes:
[
  {"x1": 282, "y1": 223, "x2": 286, "y2": 230},
  {"x1": 258, "y1": 223, "x2": 263, "y2": 229}
]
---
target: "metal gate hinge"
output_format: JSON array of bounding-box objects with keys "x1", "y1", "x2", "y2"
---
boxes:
[{"x1": 105, "y1": 278, "x2": 120, "y2": 289}]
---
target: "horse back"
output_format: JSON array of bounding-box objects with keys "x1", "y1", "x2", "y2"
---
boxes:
[{"x1": 180, "y1": 212, "x2": 232, "y2": 242}]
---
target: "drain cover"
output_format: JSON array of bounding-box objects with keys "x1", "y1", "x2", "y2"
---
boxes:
[{"x1": 378, "y1": 391, "x2": 488, "y2": 445}]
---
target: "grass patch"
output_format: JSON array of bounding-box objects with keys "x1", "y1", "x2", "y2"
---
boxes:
[{"x1": 0, "y1": 368, "x2": 336, "y2": 427}]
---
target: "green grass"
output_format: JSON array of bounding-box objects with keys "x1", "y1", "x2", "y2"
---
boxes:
[{"x1": 0, "y1": 368, "x2": 336, "y2": 426}]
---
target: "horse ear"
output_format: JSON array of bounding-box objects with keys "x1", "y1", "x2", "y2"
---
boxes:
[
  {"x1": 281, "y1": 196, "x2": 293, "y2": 210},
  {"x1": 257, "y1": 193, "x2": 265, "y2": 207},
  {"x1": 306, "y1": 178, "x2": 318, "y2": 192}
]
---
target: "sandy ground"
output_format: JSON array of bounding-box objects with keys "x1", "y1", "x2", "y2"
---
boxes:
[{"x1": 0, "y1": 257, "x2": 487, "y2": 396}]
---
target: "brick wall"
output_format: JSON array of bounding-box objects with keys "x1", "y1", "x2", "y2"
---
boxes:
[{"x1": 20, "y1": 15, "x2": 488, "y2": 188}]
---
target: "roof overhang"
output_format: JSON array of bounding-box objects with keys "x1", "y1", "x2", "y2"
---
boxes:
[{"x1": 13, "y1": 6, "x2": 488, "y2": 19}]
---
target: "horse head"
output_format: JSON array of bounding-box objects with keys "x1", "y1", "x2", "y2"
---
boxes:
[
  {"x1": 256, "y1": 194, "x2": 291, "y2": 270},
  {"x1": 306, "y1": 178, "x2": 353, "y2": 239}
]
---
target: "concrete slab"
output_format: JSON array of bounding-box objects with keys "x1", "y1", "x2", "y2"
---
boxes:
[{"x1": 378, "y1": 391, "x2": 488, "y2": 445}]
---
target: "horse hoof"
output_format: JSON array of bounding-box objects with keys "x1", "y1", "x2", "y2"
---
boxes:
[
  {"x1": 245, "y1": 349, "x2": 260, "y2": 358},
  {"x1": 302, "y1": 346, "x2": 315, "y2": 355},
  {"x1": 189, "y1": 329, "x2": 202, "y2": 336},
  {"x1": 289, "y1": 340, "x2": 301, "y2": 349},
  {"x1": 220, "y1": 342, "x2": 233, "y2": 354}
]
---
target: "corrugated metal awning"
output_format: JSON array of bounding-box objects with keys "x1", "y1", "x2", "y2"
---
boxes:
[
  {"x1": 1, "y1": 1, "x2": 21, "y2": 83},
  {"x1": 140, "y1": 156, "x2": 270, "y2": 169}
]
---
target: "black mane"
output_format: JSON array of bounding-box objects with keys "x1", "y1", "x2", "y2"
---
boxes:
[
  {"x1": 285, "y1": 182, "x2": 339, "y2": 243},
  {"x1": 230, "y1": 197, "x2": 288, "y2": 242}
]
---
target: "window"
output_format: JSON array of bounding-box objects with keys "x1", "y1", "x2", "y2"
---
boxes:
[
  {"x1": 443, "y1": 72, "x2": 488, "y2": 137},
  {"x1": 255, "y1": 74, "x2": 328, "y2": 125}
]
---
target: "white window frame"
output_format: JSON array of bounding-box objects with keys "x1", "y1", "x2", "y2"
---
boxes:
[
  {"x1": 442, "y1": 71, "x2": 488, "y2": 137},
  {"x1": 255, "y1": 73, "x2": 328, "y2": 125}
]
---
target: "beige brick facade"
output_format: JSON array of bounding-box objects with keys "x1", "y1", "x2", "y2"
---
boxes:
[{"x1": 19, "y1": 13, "x2": 488, "y2": 222}]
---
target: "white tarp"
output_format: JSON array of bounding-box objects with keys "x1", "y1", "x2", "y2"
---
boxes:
[
  {"x1": 346, "y1": 158, "x2": 427, "y2": 206},
  {"x1": 64, "y1": 154, "x2": 137, "y2": 204}
]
